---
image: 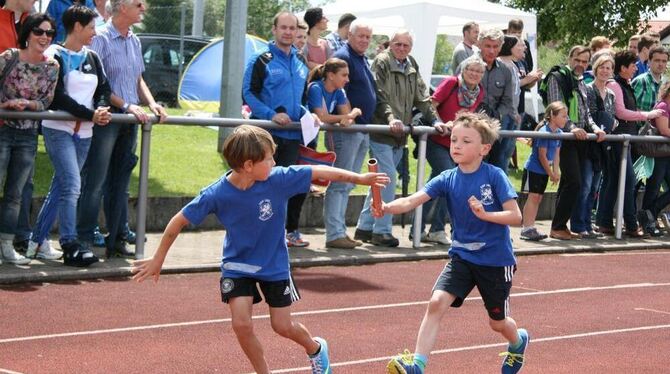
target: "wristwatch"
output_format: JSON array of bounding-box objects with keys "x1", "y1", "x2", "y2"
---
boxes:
[{"x1": 121, "y1": 102, "x2": 130, "y2": 113}]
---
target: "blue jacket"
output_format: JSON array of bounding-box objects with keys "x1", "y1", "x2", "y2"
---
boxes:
[
  {"x1": 47, "y1": 0, "x2": 96, "y2": 43},
  {"x1": 242, "y1": 41, "x2": 308, "y2": 140},
  {"x1": 333, "y1": 43, "x2": 376, "y2": 124}
]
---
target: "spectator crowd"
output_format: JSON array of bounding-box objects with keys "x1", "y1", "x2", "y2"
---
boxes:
[{"x1": 1, "y1": 2, "x2": 670, "y2": 270}]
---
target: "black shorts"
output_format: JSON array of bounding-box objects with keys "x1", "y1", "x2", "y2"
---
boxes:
[
  {"x1": 433, "y1": 254, "x2": 516, "y2": 320},
  {"x1": 220, "y1": 276, "x2": 300, "y2": 308},
  {"x1": 521, "y1": 169, "x2": 548, "y2": 194}
]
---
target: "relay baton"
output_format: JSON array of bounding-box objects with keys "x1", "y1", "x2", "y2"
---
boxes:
[{"x1": 368, "y1": 159, "x2": 382, "y2": 213}]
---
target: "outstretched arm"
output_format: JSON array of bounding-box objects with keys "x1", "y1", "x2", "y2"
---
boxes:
[
  {"x1": 468, "y1": 197, "x2": 522, "y2": 226},
  {"x1": 372, "y1": 191, "x2": 432, "y2": 217},
  {"x1": 310, "y1": 165, "x2": 389, "y2": 187},
  {"x1": 132, "y1": 212, "x2": 191, "y2": 283}
]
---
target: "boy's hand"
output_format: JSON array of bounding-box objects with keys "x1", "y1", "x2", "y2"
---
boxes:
[
  {"x1": 468, "y1": 195, "x2": 485, "y2": 219},
  {"x1": 359, "y1": 172, "x2": 390, "y2": 187},
  {"x1": 371, "y1": 202, "x2": 386, "y2": 218},
  {"x1": 131, "y1": 257, "x2": 165, "y2": 284},
  {"x1": 550, "y1": 172, "x2": 560, "y2": 184}
]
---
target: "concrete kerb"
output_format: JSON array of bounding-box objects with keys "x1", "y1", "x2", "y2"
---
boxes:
[{"x1": 1, "y1": 241, "x2": 666, "y2": 285}]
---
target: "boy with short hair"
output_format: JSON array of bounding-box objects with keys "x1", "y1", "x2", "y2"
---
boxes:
[
  {"x1": 132, "y1": 125, "x2": 389, "y2": 374},
  {"x1": 376, "y1": 112, "x2": 529, "y2": 374}
]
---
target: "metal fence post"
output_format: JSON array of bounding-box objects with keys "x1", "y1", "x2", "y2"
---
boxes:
[
  {"x1": 614, "y1": 136, "x2": 630, "y2": 240},
  {"x1": 135, "y1": 121, "x2": 154, "y2": 259},
  {"x1": 412, "y1": 132, "x2": 428, "y2": 249}
]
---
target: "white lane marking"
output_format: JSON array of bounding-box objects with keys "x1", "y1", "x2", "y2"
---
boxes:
[
  {"x1": 2, "y1": 282, "x2": 669, "y2": 344},
  {"x1": 0, "y1": 369, "x2": 24, "y2": 374},
  {"x1": 512, "y1": 285, "x2": 544, "y2": 292},
  {"x1": 561, "y1": 251, "x2": 670, "y2": 257},
  {"x1": 266, "y1": 324, "x2": 670, "y2": 373},
  {"x1": 635, "y1": 307, "x2": 670, "y2": 315}
]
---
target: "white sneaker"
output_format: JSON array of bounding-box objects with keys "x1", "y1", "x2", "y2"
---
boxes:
[
  {"x1": 0, "y1": 239, "x2": 31, "y2": 265},
  {"x1": 27, "y1": 239, "x2": 63, "y2": 260},
  {"x1": 422, "y1": 230, "x2": 452, "y2": 245}
]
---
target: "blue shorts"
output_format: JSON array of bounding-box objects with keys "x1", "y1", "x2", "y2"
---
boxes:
[{"x1": 433, "y1": 254, "x2": 516, "y2": 320}]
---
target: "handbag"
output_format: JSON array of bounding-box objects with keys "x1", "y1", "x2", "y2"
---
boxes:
[
  {"x1": 297, "y1": 145, "x2": 336, "y2": 187},
  {"x1": 633, "y1": 121, "x2": 670, "y2": 158}
]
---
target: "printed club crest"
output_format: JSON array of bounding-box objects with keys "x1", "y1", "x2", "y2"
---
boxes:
[
  {"x1": 258, "y1": 199, "x2": 273, "y2": 221},
  {"x1": 480, "y1": 184, "x2": 494, "y2": 206}
]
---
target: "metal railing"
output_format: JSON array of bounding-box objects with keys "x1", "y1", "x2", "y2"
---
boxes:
[{"x1": 1, "y1": 109, "x2": 669, "y2": 254}]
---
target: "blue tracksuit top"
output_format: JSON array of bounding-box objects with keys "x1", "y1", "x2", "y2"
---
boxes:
[{"x1": 242, "y1": 41, "x2": 308, "y2": 140}]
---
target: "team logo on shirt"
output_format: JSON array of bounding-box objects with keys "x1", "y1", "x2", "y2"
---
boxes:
[
  {"x1": 221, "y1": 278, "x2": 234, "y2": 293},
  {"x1": 258, "y1": 199, "x2": 273, "y2": 221},
  {"x1": 480, "y1": 184, "x2": 494, "y2": 206}
]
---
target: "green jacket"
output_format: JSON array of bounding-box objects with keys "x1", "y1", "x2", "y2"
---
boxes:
[{"x1": 371, "y1": 50, "x2": 436, "y2": 146}]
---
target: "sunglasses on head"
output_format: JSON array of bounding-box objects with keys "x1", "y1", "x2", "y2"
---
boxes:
[{"x1": 32, "y1": 27, "x2": 56, "y2": 37}]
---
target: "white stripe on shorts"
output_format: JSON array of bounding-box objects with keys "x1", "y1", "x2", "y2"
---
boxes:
[{"x1": 288, "y1": 273, "x2": 300, "y2": 302}]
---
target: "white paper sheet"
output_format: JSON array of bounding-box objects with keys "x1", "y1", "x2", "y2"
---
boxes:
[{"x1": 300, "y1": 111, "x2": 319, "y2": 146}]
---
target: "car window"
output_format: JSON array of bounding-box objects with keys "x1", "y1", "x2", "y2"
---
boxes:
[
  {"x1": 169, "y1": 49, "x2": 180, "y2": 67},
  {"x1": 144, "y1": 43, "x2": 164, "y2": 65}
]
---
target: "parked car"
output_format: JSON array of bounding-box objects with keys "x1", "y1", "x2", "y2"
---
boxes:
[
  {"x1": 429, "y1": 74, "x2": 448, "y2": 94},
  {"x1": 138, "y1": 33, "x2": 211, "y2": 107}
]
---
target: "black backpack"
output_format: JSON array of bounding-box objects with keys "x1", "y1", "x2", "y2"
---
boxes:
[{"x1": 538, "y1": 65, "x2": 574, "y2": 107}]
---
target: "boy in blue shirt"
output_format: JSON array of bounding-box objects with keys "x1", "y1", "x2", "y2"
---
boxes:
[
  {"x1": 132, "y1": 125, "x2": 389, "y2": 374},
  {"x1": 376, "y1": 113, "x2": 529, "y2": 374}
]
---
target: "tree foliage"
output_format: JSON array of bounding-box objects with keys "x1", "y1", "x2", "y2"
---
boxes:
[
  {"x1": 508, "y1": 0, "x2": 669, "y2": 48},
  {"x1": 432, "y1": 35, "x2": 454, "y2": 74},
  {"x1": 143, "y1": 0, "x2": 225, "y2": 37},
  {"x1": 247, "y1": 0, "x2": 328, "y2": 40}
]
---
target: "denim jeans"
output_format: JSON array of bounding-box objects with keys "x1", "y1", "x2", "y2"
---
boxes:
[
  {"x1": 32, "y1": 127, "x2": 92, "y2": 244},
  {"x1": 488, "y1": 115, "x2": 516, "y2": 174},
  {"x1": 642, "y1": 156, "x2": 670, "y2": 217},
  {"x1": 356, "y1": 140, "x2": 403, "y2": 234},
  {"x1": 412, "y1": 138, "x2": 455, "y2": 234},
  {"x1": 0, "y1": 126, "x2": 38, "y2": 239},
  {"x1": 15, "y1": 166, "x2": 34, "y2": 241},
  {"x1": 271, "y1": 135, "x2": 305, "y2": 232},
  {"x1": 78, "y1": 123, "x2": 138, "y2": 249},
  {"x1": 595, "y1": 142, "x2": 637, "y2": 230},
  {"x1": 323, "y1": 131, "x2": 369, "y2": 241},
  {"x1": 570, "y1": 156, "x2": 599, "y2": 233}
]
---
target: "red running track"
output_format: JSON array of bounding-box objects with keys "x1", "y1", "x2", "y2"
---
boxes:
[{"x1": 1, "y1": 250, "x2": 669, "y2": 373}]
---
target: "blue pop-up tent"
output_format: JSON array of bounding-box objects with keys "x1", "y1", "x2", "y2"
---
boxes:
[{"x1": 178, "y1": 34, "x2": 267, "y2": 111}]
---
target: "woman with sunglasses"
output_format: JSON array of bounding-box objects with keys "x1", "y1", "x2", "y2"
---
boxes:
[
  {"x1": 26, "y1": 5, "x2": 112, "y2": 266},
  {"x1": 0, "y1": 13, "x2": 59, "y2": 265}
]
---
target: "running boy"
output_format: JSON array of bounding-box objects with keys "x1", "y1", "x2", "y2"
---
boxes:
[
  {"x1": 520, "y1": 102, "x2": 567, "y2": 241},
  {"x1": 132, "y1": 125, "x2": 389, "y2": 374},
  {"x1": 374, "y1": 112, "x2": 529, "y2": 374}
]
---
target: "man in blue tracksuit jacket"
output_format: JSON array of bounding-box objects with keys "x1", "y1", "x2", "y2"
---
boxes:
[{"x1": 242, "y1": 10, "x2": 312, "y2": 247}]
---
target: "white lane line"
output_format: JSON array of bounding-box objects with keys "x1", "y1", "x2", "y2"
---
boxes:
[
  {"x1": 635, "y1": 307, "x2": 670, "y2": 315},
  {"x1": 0, "y1": 369, "x2": 24, "y2": 374},
  {"x1": 561, "y1": 251, "x2": 670, "y2": 257},
  {"x1": 266, "y1": 324, "x2": 670, "y2": 373},
  {"x1": 2, "y1": 282, "x2": 669, "y2": 344},
  {"x1": 512, "y1": 285, "x2": 544, "y2": 292}
]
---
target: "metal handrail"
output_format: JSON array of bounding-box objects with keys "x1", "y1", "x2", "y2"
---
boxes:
[{"x1": 2, "y1": 109, "x2": 669, "y2": 253}]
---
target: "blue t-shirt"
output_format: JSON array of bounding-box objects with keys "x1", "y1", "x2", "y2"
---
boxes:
[
  {"x1": 524, "y1": 123, "x2": 562, "y2": 175},
  {"x1": 307, "y1": 81, "x2": 348, "y2": 114},
  {"x1": 181, "y1": 166, "x2": 312, "y2": 281},
  {"x1": 423, "y1": 162, "x2": 518, "y2": 266}
]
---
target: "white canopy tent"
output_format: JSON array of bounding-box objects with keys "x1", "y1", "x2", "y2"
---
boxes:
[{"x1": 319, "y1": 0, "x2": 537, "y2": 80}]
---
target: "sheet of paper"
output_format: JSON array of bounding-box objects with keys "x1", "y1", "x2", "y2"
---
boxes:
[{"x1": 300, "y1": 111, "x2": 319, "y2": 146}]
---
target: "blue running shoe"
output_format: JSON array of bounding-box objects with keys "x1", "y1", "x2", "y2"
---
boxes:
[
  {"x1": 93, "y1": 226, "x2": 106, "y2": 247},
  {"x1": 309, "y1": 337, "x2": 331, "y2": 374},
  {"x1": 500, "y1": 328, "x2": 529, "y2": 373},
  {"x1": 387, "y1": 350, "x2": 423, "y2": 374}
]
